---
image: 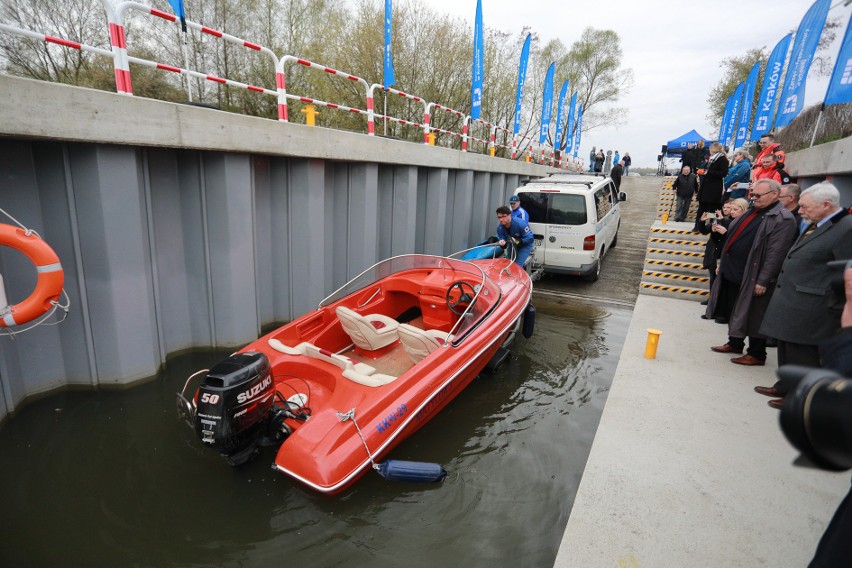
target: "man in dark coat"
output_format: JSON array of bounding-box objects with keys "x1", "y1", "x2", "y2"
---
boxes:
[
  {"x1": 753, "y1": 182, "x2": 852, "y2": 406},
  {"x1": 680, "y1": 143, "x2": 699, "y2": 172},
  {"x1": 671, "y1": 165, "x2": 697, "y2": 222},
  {"x1": 778, "y1": 183, "x2": 803, "y2": 230},
  {"x1": 610, "y1": 160, "x2": 623, "y2": 191},
  {"x1": 705, "y1": 178, "x2": 797, "y2": 365},
  {"x1": 693, "y1": 142, "x2": 728, "y2": 231}
]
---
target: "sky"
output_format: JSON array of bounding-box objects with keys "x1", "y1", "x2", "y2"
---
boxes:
[{"x1": 413, "y1": 0, "x2": 852, "y2": 169}]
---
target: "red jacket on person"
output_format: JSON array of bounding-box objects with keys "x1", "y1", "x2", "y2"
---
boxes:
[
  {"x1": 754, "y1": 167, "x2": 782, "y2": 184},
  {"x1": 752, "y1": 142, "x2": 786, "y2": 180}
]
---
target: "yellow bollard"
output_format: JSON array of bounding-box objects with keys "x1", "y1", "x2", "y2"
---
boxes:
[
  {"x1": 489, "y1": 146, "x2": 496, "y2": 157},
  {"x1": 428, "y1": 132, "x2": 436, "y2": 145},
  {"x1": 301, "y1": 104, "x2": 319, "y2": 126},
  {"x1": 661, "y1": 212, "x2": 669, "y2": 224},
  {"x1": 645, "y1": 328, "x2": 662, "y2": 359},
  {"x1": 525, "y1": 154, "x2": 531, "y2": 163}
]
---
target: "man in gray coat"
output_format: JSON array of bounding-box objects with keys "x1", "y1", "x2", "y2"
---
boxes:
[
  {"x1": 753, "y1": 182, "x2": 852, "y2": 407},
  {"x1": 706, "y1": 178, "x2": 797, "y2": 365}
]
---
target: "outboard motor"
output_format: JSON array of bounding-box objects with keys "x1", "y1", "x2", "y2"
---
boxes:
[{"x1": 194, "y1": 352, "x2": 277, "y2": 466}]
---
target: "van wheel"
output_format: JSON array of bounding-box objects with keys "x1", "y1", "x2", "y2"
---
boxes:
[{"x1": 585, "y1": 249, "x2": 603, "y2": 282}]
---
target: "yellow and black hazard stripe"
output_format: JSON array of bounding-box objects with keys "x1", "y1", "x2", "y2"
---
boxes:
[
  {"x1": 648, "y1": 237, "x2": 705, "y2": 247},
  {"x1": 643, "y1": 270, "x2": 710, "y2": 283},
  {"x1": 640, "y1": 283, "x2": 710, "y2": 296},
  {"x1": 650, "y1": 228, "x2": 700, "y2": 235},
  {"x1": 645, "y1": 259, "x2": 704, "y2": 270},
  {"x1": 646, "y1": 248, "x2": 703, "y2": 257}
]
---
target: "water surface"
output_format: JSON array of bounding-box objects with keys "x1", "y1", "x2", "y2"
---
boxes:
[{"x1": 0, "y1": 302, "x2": 629, "y2": 567}]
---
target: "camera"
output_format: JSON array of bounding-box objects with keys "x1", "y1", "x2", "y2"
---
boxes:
[{"x1": 777, "y1": 365, "x2": 852, "y2": 472}]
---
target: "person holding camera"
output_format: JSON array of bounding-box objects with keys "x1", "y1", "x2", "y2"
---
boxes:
[
  {"x1": 705, "y1": 178, "x2": 797, "y2": 365},
  {"x1": 697, "y1": 199, "x2": 748, "y2": 295},
  {"x1": 796, "y1": 264, "x2": 852, "y2": 567},
  {"x1": 754, "y1": 182, "x2": 852, "y2": 407}
]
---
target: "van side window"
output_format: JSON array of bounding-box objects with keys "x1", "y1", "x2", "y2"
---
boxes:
[{"x1": 594, "y1": 188, "x2": 612, "y2": 222}]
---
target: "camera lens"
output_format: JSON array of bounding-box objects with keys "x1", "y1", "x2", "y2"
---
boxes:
[{"x1": 780, "y1": 368, "x2": 852, "y2": 471}]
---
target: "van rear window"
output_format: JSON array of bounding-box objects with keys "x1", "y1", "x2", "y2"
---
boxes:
[{"x1": 519, "y1": 192, "x2": 587, "y2": 225}]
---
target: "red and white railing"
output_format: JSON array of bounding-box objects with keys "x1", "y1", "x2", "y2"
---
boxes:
[
  {"x1": 0, "y1": 1, "x2": 563, "y2": 164},
  {"x1": 278, "y1": 56, "x2": 371, "y2": 125},
  {"x1": 369, "y1": 84, "x2": 428, "y2": 140}
]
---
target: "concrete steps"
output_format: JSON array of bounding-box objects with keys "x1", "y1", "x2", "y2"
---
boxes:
[
  {"x1": 656, "y1": 176, "x2": 699, "y2": 222},
  {"x1": 639, "y1": 178, "x2": 710, "y2": 302}
]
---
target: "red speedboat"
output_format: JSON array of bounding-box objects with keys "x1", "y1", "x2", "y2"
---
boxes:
[{"x1": 178, "y1": 253, "x2": 533, "y2": 494}]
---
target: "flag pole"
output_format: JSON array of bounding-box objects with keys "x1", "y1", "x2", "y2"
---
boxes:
[
  {"x1": 181, "y1": 29, "x2": 192, "y2": 102},
  {"x1": 809, "y1": 103, "x2": 825, "y2": 148}
]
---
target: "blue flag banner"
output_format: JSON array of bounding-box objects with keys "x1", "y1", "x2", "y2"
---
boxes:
[
  {"x1": 776, "y1": 0, "x2": 831, "y2": 127},
  {"x1": 539, "y1": 63, "x2": 555, "y2": 144},
  {"x1": 725, "y1": 82, "x2": 744, "y2": 148},
  {"x1": 553, "y1": 81, "x2": 569, "y2": 150},
  {"x1": 470, "y1": 0, "x2": 484, "y2": 119},
  {"x1": 825, "y1": 12, "x2": 852, "y2": 106},
  {"x1": 564, "y1": 92, "x2": 578, "y2": 154},
  {"x1": 167, "y1": 0, "x2": 185, "y2": 18},
  {"x1": 383, "y1": 0, "x2": 395, "y2": 88},
  {"x1": 167, "y1": 0, "x2": 186, "y2": 31},
  {"x1": 735, "y1": 61, "x2": 761, "y2": 148},
  {"x1": 572, "y1": 104, "x2": 583, "y2": 158},
  {"x1": 751, "y1": 33, "x2": 793, "y2": 140},
  {"x1": 513, "y1": 34, "x2": 531, "y2": 136},
  {"x1": 718, "y1": 92, "x2": 735, "y2": 145}
]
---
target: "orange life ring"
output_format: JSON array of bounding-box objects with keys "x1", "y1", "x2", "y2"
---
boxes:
[{"x1": 0, "y1": 224, "x2": 64, "y2": 327}]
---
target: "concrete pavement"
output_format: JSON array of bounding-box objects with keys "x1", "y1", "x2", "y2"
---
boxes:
[{"x1": 554, "y1": 293, "x2": 850, "y2": 567}]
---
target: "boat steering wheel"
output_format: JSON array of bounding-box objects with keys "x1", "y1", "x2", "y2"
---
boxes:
[{"x1": 446, "y1": 281, "x2": 477, "y2": 316}]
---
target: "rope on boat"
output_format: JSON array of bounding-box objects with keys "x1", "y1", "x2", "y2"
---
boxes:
[{"x1": 337, "y1": 408, "x2": 382, "y2": 472}]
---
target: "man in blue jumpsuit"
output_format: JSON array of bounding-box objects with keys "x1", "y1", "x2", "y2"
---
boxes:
[
  {"x1": 496, "y1": 205, "x2": 534, "y2": 267},
  {"x1": 509, "y1": 195, "x2": 529, "y2": 222}
]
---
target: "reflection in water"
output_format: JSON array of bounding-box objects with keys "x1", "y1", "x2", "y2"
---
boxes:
[{"x1": 0, "y1": 302, "x2": 629, "y2": 568}]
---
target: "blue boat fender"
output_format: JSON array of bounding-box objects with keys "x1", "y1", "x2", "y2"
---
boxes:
[
  {"x1": 376, "y1": 460, "x2": 448, "y2": 483},
  {"x1": 523, "y1": 303, "x2": 536, "y2": 339}
]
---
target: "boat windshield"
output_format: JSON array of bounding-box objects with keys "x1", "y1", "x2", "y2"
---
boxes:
[{"x1": 319, "y1": 255, "x2": 492, "y2": 344}]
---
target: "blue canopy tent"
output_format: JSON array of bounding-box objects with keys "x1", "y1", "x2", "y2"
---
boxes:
[{"x1": 664, "y1": 130, "x2": 712, "y2": 156}]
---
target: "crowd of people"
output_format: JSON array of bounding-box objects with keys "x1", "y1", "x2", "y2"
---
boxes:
[
  {"x1": 589, "y1": 147, "x2": 631, "y2": 176},
  {"x1": 677, "y1": 134, "x2": 852, "y2": 413}
]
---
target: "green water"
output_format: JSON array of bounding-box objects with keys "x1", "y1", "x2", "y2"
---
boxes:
[{"x1": 0, "y1": 302, "x2": 629, "y2": 568}]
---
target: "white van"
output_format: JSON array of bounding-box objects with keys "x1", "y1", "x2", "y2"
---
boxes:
[{"x1": 515, "y1": 174, "x2": 622, "y2": 282}]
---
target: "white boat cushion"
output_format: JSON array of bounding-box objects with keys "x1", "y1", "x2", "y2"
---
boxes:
[
  {"x1": 268, "y1": 339, "x2": 377, "y2": 376},
  {"x1": 335, "y1": 306, "x2": 399, "y2": 351},
  {"x1": 397, "y1": 324, "x2": 451, "y2": 363},
  {"x1": 342, "y1": 368, "x2": 397, "y2": 387}
]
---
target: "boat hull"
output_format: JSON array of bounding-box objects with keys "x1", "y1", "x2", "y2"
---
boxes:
[{"x1": 184, "y1": 254, "x2": 532, "y2": 494}]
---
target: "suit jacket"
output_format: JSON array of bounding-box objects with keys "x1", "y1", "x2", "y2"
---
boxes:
[
  {"x1": 705, "y1": 200, "x2": 797, "y2": 337},
  {"x1": 760, "y1": 209, "x2": 852, "y2": 344}
]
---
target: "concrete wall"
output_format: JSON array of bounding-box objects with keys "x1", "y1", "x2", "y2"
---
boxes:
[
  {"x1": 0, "y1": 75, "x2": 554, "y2": 419},
  {"x1": 785, "y1": 136, "x2": 852, "y2": 201}
]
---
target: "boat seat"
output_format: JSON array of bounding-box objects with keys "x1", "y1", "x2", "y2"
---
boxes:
[
  {"x1": 335, "y1": 306, "x2": 399, "y2": 351},
  {"x1": 397, "y1": 324, "x2": 452, "y2": 363},
  {"x1": 268, "y1": 339, "x2": 377, "y2": 375},
  {"x1": 268, "y1": 339, "x2": 396, "y2": 387}
]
